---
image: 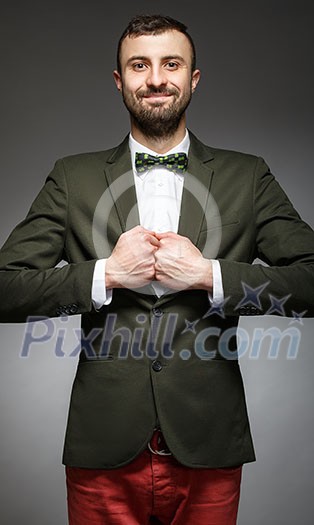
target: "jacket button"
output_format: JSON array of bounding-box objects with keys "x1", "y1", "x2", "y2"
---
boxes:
[
  {"x1": 56, "y1": 305, "x2": 68, "y2": 316},
  {"x1": 70, "y1": 304, "x2": 78, "y2": 314},
  {"x1": 152, "y1": 360, "x2": 163, "y2": 372},
  {"x1": 152, "y1": 308, "x2": 163, "y2": 317}
]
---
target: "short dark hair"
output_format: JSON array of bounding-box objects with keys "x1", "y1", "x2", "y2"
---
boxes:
[{"x1": 116, "y1": 14, "x2": 196, "y2": 73}]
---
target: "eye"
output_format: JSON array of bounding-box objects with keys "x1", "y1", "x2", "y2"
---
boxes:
[
  {"x1": 165, "y1": 61, "x2": 179, "y2": 70},
  {"x1": 133, "y1": 62, "x2": 147, "y2": 71}
]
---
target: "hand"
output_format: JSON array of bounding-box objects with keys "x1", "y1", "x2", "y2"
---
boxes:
[
  {"x1": 154, "y1": 232, "x2": 213, "y2": 292},
  {"x1": 106, "y1": 226, "x2": 160, "y2": 289}
]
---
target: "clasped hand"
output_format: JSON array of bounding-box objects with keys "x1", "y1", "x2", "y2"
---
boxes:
[{"x1": 106, "y1": 226, "x2": 212, "y2": 292}]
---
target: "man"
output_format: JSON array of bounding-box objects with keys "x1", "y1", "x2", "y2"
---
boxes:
[{"x1": 0, "y1": 13, "x2": 314, "y2": 525}]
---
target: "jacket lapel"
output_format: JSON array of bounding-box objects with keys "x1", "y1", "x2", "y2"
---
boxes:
[
  {"x1": 103, "y1": 136, "x2": 140, "y2": 233},
  {"x1": 177, "y1": 132, "x2": 215, "y2": 246}
]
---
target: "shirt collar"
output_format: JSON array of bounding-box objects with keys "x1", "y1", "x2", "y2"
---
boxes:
[{"x1": 129, "y1": 129, "x2": 190, "y2": 179}]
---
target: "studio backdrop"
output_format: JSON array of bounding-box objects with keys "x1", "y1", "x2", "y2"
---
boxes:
[{"x1": 0, "y1": 1, "x2": 313, "y2": 524}]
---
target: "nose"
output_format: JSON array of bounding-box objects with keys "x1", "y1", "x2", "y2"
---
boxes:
[{"x1": 146, "y1": 66, "x2": 167, "y2": 89}]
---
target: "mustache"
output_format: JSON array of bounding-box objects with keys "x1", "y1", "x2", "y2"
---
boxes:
[{"x1": 137, "y1": 87, "x2": 179, "y2": 97}]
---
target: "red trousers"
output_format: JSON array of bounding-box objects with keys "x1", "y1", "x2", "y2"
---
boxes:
[{"x1": 66, "y1": 430, "x2": 242, "y2": 525}]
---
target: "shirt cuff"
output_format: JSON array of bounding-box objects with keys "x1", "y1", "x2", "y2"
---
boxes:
[
  {"x1": 208, "y1": 259, "x2": 224, "y2": 305},
  {"x1": 92, "y1": 259, "x2": 113, "y2": 310}
]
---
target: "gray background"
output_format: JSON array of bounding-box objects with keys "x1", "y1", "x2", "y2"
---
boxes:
[{"x1": 0, "y1": 0, "x2": 313, "y2": 523}]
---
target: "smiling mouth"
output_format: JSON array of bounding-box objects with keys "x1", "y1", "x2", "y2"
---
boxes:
[{"x1": 142, "y1": 93, "x2": 173, "y2": 103}]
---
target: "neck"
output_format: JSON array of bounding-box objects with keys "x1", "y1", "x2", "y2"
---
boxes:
[{"x1": 130, "y1": 117, "x2": 187, "y2": 154}]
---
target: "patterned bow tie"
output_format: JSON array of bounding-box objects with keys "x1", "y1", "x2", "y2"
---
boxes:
[{"x1": 135, "y1": 152, "x2": 188, "y2": 174}]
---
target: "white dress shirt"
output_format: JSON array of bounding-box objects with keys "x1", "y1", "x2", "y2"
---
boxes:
[{"x1": 92, "y1": 130, "x2": 224, "y2": 308}]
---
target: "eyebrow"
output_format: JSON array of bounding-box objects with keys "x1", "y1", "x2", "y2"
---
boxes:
[{"x1": 126, "y1": 54, "x2": 186, "y2": 65}]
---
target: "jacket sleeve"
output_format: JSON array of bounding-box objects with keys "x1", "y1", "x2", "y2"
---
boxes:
[
  {"x1": 219, "y1": 157, "x2": 314, "y2": 317},
  {"x1": 0, "y1": 160, "x2": 96, "y2": 323}
]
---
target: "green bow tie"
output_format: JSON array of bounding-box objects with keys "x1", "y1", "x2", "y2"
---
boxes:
[{"x1": 135, "y1": 152, "x2": 188, "y2": 174}]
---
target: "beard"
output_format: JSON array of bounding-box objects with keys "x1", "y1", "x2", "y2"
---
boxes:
[{"x1": 121, "y1": 85, "x2": 192, "y2": 140}]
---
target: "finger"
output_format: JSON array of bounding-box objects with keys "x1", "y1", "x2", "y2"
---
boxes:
[
  {"x1": 154, "y1": 231, "x2": 178, "y2": 240},
  {"x1": 143, "y1": 234, "x2": 160, "y2": 247},
  {"x1": 138, "y1": 227, "x2": 159, "y2": 237},
  {"x1": 129, "y1": 225, "x2": 155, "y2": 236}
]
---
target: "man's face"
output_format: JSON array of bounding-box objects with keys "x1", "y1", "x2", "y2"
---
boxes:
[{"x1": 114, "y1": 30, "x2": 200, "y2": 138}]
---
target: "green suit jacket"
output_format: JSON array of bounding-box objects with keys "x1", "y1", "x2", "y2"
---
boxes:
[{"x1": 1, "y1": 132, "x2": 314, "y2": 468}]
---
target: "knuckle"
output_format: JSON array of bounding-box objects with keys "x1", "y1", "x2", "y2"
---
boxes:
[{"x1": 120, "y1": 231, "x2": 128, "y2": 240}]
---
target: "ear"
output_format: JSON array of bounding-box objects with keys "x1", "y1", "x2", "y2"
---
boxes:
[
  {"x1": 113, "y1": 70, "x2": 122, "y2": 91},
  {"x1": 191, "y1": 69, "x2": 201, "y2": 93}
]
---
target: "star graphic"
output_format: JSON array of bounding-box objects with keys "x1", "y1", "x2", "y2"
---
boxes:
[
  {"x1": 265, "y1": 294, "x2": 291, "y2": 316},
  {"x1": 181, "y1": 319, "x2": 200, "y2": 334},
  {"x1": 289, "y1": 310, "x2": 307, "y2": 325},
  {"x1": 202, "y1": 297, "x2": 230, "y2": 320},
  {"x1": 236, "y1": 281, "x2": 270, "y2": 311}
]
